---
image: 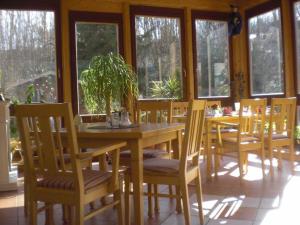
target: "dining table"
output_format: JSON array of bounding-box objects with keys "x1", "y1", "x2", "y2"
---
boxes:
[{"x1": 74, "y1": 122, "x2": 185, "y2": 225}]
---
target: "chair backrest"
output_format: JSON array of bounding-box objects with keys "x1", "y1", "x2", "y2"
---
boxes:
[
  {"x1": 238, "y1": 98, "x2": 267, "y2": 141},
  {"x1": 172, "y1": 101, "x2": 188, "y2": 116},
  {"x1": 137, "y1": 101, "x2": 172, "y2": 123},
  {"x1": 268, "y1": 97, "x2": 296, "y2": 140},
  {"x1": 15, "y1": 103, "x2": 84, "y2": 193},
  {"x1": 180, "y1": 100, "x2": 207, "y2": 174}
]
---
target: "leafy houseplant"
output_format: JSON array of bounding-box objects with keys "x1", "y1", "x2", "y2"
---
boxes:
[
  {"x1": 151, "y1": 76, "x2": 182, "y2": 99},
  {"x1": 80, "y1": 53, "x2": 138, "y2": 115}
]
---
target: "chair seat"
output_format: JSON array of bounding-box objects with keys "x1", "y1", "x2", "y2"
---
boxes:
[
  {"x1": 37, "y1": 169, "x2": 111, "y2": 192},
  {"x1": 143, "y1": 158, "x2": 193, "y2": 176},
  {"x1": 264, "y1": 133, "x2": 288, "y2": 140},
  {"x1": 222, "y1": 136, "x2": 260, "y2": 144},
  {"x1": 120, "y1": 149, "x2": 169, "y2": 159},
  {"x1": 210, "y1": 128, "x2": 238, "y2": 134}
]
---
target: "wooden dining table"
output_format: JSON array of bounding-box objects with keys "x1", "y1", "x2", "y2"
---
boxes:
[{"x1": 75, "y1": 122, "x2": 185, "y2": 225}]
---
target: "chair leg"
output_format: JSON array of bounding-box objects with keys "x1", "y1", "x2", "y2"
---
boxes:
[
  {"x1": 29, "y1": 200, "x2": 37, "y2": 225},
  {"x1": 147, "y1": 184, "x2": 153, "y2": 218},
  {"x1": 195, "y1": 171, "x2": 204, "y2": 225},
  {"x1": 75, "y1": 202, "x2": 84, "y2": 225},
  {"x1": 181, "y1": 181, "x2": 191, "y2": 225},
  {"x1": 116, "y1": 189, "x2": 124, "y2": 225},
  {"x1": 168, "y1": 185, "x2": 173, "y2": 199},
  {"x1": 124, "y1": 173, "x2": 131, "y2": 225},
  {"x1": 290, "y1": 143, "x2": 295, "y2": 173},
  {"x1": 154, "y1": 184, "x2": 159, "y2": 212},
  {"x1": 175, "y1": 185, "x2": 182, "y2": 213},
  {"x1": 260, "y1": 148, "x2": 265, "y2": 178},
  {"x1": 45, "y1": 203, "x2": 54, "y2": 225},
  {"x1": 269, "y1": 145, "x2": 274, "y2": 176},
  {"x1": 238, "y1": 152, "x2": 244, "y2": 178}
]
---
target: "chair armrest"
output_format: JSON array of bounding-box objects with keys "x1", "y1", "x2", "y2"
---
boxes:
[
  {"x1": 214, "y1": 121, "x2": 239, "y2": 127},
  {"x1": 86, "y1": 141, "x2": 127, "y2": 157}
]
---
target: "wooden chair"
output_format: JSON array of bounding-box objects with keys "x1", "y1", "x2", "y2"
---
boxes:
[
  {"x1": 121, "y1": 100, "x2": 174, "y2": 213},
  {"x1": 125, "y1": 100, "x2": 206, "y2": 225},
  {"x1": 15, "y1": 103, "x2": 126, "y2": 225},
  {"x1": 266, "y1": 97, "x2": 296, "y2": 174},
  {"x1": 215, "y1": 98, "x2": 267, "y2": 179},
  {"x1": 172, "y1": 101, "x2": 188, "y2": 122}
]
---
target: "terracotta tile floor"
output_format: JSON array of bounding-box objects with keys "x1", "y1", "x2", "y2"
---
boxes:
[{"x1": 1, "y1": 154, "x2": 300, "y2": 225}]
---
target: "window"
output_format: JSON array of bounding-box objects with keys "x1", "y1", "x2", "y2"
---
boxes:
[
  {"x1": 131, "y1": 6, "x2": 185, "y2": 100},
  {"x1": 69, "y1": 12, "x2": 123, "y2": 115},
  {"x1": 0, "y1": 10, "x2": 59, "y2": 103},
  {"x1": 246, "y1": 3, "x2": 284, "y2": 96},
  {"x1": 192, "y1": 12, "x2": 231, "y2": 99},
  {"x1": 293, "y1": 0, "x2": 300, "y2": 94}
]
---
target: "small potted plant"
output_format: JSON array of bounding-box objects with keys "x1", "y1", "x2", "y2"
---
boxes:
[{"x1": 80, "y1": 53, "x2": 138, "y2": 116}]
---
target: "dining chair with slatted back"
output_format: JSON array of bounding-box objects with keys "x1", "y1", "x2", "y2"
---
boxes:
[
  {"x1": 215, "y1": 98, "x2": 267, "y2": 179},
  {"x1": 172, "y1": 101, "x2": 188, "y2": 122},
  {"x1": 15, "y1": 103, "x2": 126, "y2": 225},
  {"x1": 267, "y1": 97, "x2": 296, "y2": 174},
  {"x1": 137, "y1": 100, "x2": 172, "y2": 124},
  {"x1": 125, "y1": 100, "x2": 206, "y2": 225}
]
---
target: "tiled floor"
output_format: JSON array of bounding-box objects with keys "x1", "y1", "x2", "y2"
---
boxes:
[{"x1": 1, "y1": 154, "x2": 300, "y2": 225}]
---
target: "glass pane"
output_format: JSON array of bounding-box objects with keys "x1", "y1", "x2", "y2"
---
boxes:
[
  {"x1": 195, "y1": 19, "x2": 230, "y2": 98},
  {"x1": 135, "y1": 16, "x2": 183, "y2": 99},
  {"x1": 294, "y1": 2, "x2": 300, "y2": 94},
  {"x1": 0, "y1": 10, "x2": 57, "y2": 103},
  {"x1": 248, "y1": 8, "x2": 284, "y2": 95},
  {"x1": 75, "y1": 22, "x2": 119, "y2": 114}
]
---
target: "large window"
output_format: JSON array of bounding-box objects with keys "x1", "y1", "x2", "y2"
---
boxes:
[
  {"x1": 131, "y1": 6, "x2": 185, "y2": 100},
  {"x1": 0, "y1": 10, "x2": 59, "y2": 103},
  {"x1": 246, "y1": 2, "x2": 284, "y2": 96},
  {"x1": 192, "y1": 12, "x2": 231, "y2": 99},
  {"x1": 69, "y1": 12, "x2": 123, "y2": 115},
  {"x1": 293, "y1": 0, "x2": 300, "y2": 94}
]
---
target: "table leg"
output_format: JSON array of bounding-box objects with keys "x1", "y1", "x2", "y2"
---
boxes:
[
  {"x1": 172, "y1": 130, "x2": 182, "y2": 160},
  {"x1": 129, "y1": 139, "x2": 144, "y2": 225},
  {"x1": 206, "y1": 121, "x2": 212, "y2": 181}
]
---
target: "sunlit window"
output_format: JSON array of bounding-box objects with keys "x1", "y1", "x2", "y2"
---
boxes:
[
  {"x1": 0, "y1": 10, "x2": 57, "y2": 103},
  {"x1": 194, "y1": 19, "x2": 230, "y2": 98},
  {"x1": 248, "y1": 8, "x2": 284, "y2": 96},
  {"x1": 75, "y1": 22, "x2": 119, "y2": 114},
  {"x1": 134, "y1": 15, "x2": 183, "y2": 100}
]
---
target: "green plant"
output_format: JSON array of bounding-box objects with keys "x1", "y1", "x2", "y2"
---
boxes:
[
  {"x1": 151, "y1": 76, "x2": 181, "y2": 99},
  {"x1": 295, "y1": 125, "x2": 300, "y2": 141},
  {"x1": 80, "y1": 53, "x2": 138, "y2": 115},
  {"x1": 25, "y1": 84, "x2": 35, "y2": 104}
]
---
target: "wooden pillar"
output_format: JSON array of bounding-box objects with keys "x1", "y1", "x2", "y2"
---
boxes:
[
  {"x1": 281, "y1": 0, "x2": 295, "y2": 97},
  {"x1": 184, "y1": 7, "x2": 194, "y2": 101}
]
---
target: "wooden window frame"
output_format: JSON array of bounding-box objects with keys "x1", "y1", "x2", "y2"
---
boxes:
[
  {"x1": 245, "y1": 0, "x2": 286, "y2": 99},
  {"x1": 69, "y1": 11, "x2": 124, "y2": 117},
  {"x1": 0, "y1": 0, "x2": 63, "y2": 103},
  {"x1": 191, "y1": 10, "x2": 233, "y2": 106},
  {"x1": 290, "y1": 0, "x2": 300, "y2": 104},
  {"x1": 130, "y1": 5, "x2": 187, "y2": 101}
]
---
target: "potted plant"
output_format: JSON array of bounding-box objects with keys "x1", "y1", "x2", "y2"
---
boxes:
[{"x1": 80, "y1": 53, "x2": 138, "y2": 116}]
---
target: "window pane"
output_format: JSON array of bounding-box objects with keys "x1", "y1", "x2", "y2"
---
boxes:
[
  {"x1": 195, "y1": 19, "x2": 230, "y2": 98},
  {"x1": 0, "y1": 10, "x2": 57, "y2": 102},
  {"x1": 248, "y1": 8, "x2": 284, "y2": 96},
  {"x1": 294, "y1": 2, "x2": 300, "y2": 94},
  {"x1": 135, "y1": 16, "x2": 183, "y2": 99},
  {"x1": 75, "y1": 22, "x2": 119, "y2": 114}
]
